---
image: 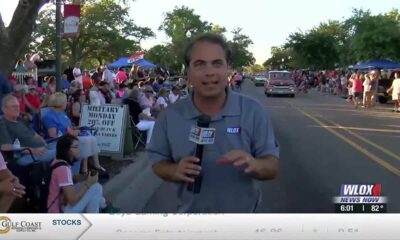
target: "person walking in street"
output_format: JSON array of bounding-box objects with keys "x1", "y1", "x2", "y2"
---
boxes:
[
  {"x1": 148, "y1": 33, "x2": 279, "y2": 213},
  {"x1": 362, "y1": 74, "x2": 372, "y2": 108},
  {"x1": 351, "y1": 75, "x2": 363, "y2": 109},
  {"x1": 387, "y1": 72, "x2": 400, "y2": 112},
  {"x1": 367, "y1": 70, "x2": 379, "y2": 108}
]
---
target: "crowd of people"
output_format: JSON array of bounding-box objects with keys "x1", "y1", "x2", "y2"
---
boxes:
[
  {"x1": 0, "y1": 54, "x2": 189, "y2": 213},
  {"x1": 291, "y1": 69, "x2": 400, "y2": 111}
]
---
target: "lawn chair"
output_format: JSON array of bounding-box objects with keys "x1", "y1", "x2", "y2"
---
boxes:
[{"x1": 129, "y1": 116, "x2": 146, "y2": 151}]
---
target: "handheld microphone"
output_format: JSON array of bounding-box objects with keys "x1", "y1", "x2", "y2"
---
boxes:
[{"x1": 187, "y1": 115, "x2": 212, "y2": 194}]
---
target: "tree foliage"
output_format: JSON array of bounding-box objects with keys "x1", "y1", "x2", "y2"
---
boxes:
[
  {"x1": 32, "y1": 0, "x2": 154, "y2": 68},
  {"x1": 229, "y1": 28, "x2": 255, "y2": 69},
  {"x1": 0, "y1": 0, "x2": 48, "y2": 75},
  {"x1": 265, "y1": 8, "x2": 400, "y2": 70},
  {"x1": 157, "y1": 6, "x2": 256, "y2": 72}
]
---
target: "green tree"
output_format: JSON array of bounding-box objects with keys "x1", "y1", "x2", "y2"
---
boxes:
[
  {"x1": 263, "y1": 46, "x2": 292, "y2": 70},
  {"x1": 284, "y1": 20, "x2": 348, "y2": 69},
  {"x1": 229, "y1": 27, "x2": 255, "y2": 69},
  {"x1": 0, "y1": 0, "x2": 48, "y2": 76},
  {"x1": 346, "y1": 8, "x2": 400, "y2": 62},
  {"x1": 159, "y1": 6, "x2": 212, "y2": 71},
  {"x1": 32, "y1": 0, "x2": 154, "y2": 68},
  {"x1": 211, "y1": 24, "x2": 227, "y2": 34},
  {"x1": 146, "y1": 44, "x2": 174, "y2": 68},
  {"x1": 248, "y1": 64, "x2": 265, "y2": 73}
]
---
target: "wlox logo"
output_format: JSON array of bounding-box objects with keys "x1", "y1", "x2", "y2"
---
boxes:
[
  {"x1": 227, "y1": 127, "x2": 240, "y2": 134},
  {"x1": 340, "y1": 184, "x2": 381, "y2": 196}
]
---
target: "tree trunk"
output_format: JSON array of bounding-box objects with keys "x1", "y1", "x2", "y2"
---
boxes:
[{"x1": 0, "y1": 0, "x2": 48, "y2": 77}]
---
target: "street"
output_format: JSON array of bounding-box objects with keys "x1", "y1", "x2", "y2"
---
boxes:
[{"x1": 132, "y1": 79, "x2": 400, "y2": 213}]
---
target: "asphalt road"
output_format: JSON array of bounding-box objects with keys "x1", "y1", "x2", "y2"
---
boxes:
[{"x1": 140, "y1": 79, "x2": 400, "y2": 213}]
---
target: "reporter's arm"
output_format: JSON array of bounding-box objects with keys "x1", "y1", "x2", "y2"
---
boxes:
[
  {"x1": 251, "y1": 155, "x2": 279, "y2": 180},
  {"x1": 152, "y1": 160, "x2": 179, "y2": 182}
]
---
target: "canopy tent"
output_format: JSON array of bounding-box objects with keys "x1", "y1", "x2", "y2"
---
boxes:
[
  {"x1": 107, "y1": 57, "x2": 156, "y2": 69},
  {"x1": 353, "y1": 59, "x2": 400, "y2": 69}
]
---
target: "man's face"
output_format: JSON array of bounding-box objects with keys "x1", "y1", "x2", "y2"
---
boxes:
[
  {"x1": 188, "y1": 41, "x2": 229, "y2": 98},
  {"x1": 3, "y1": 98, "x2": 20, "y2": 119}
]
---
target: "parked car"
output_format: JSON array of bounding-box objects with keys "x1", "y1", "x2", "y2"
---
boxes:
[{"x1": 264, "y1": 70, "x2": 296, "y2": 97}]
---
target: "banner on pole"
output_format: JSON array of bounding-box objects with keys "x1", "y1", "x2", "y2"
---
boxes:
[
  {"x1": 64, "y1": 4, "x2": 80, "y2": 37},
  {"x1": 128, "y1": 51, "x2": 145, "y2": 63}
]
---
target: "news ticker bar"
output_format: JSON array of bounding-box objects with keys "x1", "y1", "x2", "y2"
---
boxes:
[{"x1": 1, "y1": 214, "x2": 400, "y2": 240}]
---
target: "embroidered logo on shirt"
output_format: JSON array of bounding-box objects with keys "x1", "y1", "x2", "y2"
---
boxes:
[{"x1": 227, "y1": 127, "x2": 240, "y2": 134}]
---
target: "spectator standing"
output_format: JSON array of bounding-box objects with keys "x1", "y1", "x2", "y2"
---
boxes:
[
  {"x1": 23, "y1": 54, "x2": 37, "y2": 72},
  {"x1": 15, "y1": 60, "x2": 26, "y2": 72},
  {"x1": 73, "y1": 62, "x2": 83, "y2": 89},
  {"x1": 102, "y1": 66, "x2": 115, "y2": 90},
  {"x1": 387, "y1": 72, "x2": 400, "y2": 112}
]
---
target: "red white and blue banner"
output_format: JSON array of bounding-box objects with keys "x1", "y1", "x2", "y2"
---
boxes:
[
  {"x1": 63, "y1": 4, "x2": 81, "y2": 37},
  {"x1": 128, "y1": 51, "x2": 145, "y2": 63}
]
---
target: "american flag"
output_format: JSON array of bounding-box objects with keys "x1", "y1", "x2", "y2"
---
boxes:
[{"x1": 128, "y1": 51, "x2": 145, "y2": 63}]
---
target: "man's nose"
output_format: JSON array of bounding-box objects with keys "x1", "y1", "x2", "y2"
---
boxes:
[{"x1": 203, "y1": 64, "x2": 216, "y2": 76}]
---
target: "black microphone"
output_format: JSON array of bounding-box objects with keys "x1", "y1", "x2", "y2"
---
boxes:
[{"x1": 187, "y1": 115, "x2": 212, "y2": 194}]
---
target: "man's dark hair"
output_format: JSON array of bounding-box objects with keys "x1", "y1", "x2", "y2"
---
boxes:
[
  {"x1": 184, "y1": 33, "x2": 232, "y2": 67},
  {"x1": 56, "y1": 134, "x2": 79, "y2": 164}
]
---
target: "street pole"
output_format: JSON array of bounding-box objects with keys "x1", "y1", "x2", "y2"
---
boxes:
[{"x1": 55, "y1": 0, "x2": 62, "y2": 92}]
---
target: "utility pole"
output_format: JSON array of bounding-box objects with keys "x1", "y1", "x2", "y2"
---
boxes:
[{"x1": 55, "y1": 0, "x2": 62, "y2": 92}]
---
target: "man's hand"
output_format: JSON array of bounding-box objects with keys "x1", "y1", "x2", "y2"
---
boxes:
[
  {"x1": 173, "y1": 157, "x2": 202, "y2": 183},
  {"x1": 218, "y1": 150, "x2": 258, "y2": 174},
  {"x1": 218, "y1": 150, "x2": 279, "y2": 180},
  {"x1": 30, "y1": 147, "x2": 47, "y2": 157},
  {"x1": 0, "y1": 176, "x2": 26, "y2": 198}
]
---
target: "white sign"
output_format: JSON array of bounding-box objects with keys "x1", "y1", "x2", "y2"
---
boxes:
[
  {"x1": 189, "y1": 126, "x2": 216, "y2": 145},
  {"x1": 80, "y1": 104, "x2": 128, "y2": 153},
  {"x1": 64, "y1": 16, "x2": 79, "y2": 36}
]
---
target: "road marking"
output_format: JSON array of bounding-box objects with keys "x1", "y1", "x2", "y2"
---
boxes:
[
  {"x1": 293, "y1": 106, "x2": 400, "y2": 176},
  {"x1": 316, "y1": 126, "x2": 400, "y2": 134},
  {"x1": 324, "y1": 119, "x2": 400, "y2": 164}
]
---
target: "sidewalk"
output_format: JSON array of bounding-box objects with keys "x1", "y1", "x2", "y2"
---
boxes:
[{"x1": 102, "y1": 151, "x2": 163, "y2": 212}]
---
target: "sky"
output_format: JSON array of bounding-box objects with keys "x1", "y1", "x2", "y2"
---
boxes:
[{"x1": 1, "y1": 0, "x2": 399, "y2": 64}]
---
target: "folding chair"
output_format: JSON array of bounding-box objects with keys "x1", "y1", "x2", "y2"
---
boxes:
[{"x1": 129, "y1": 116, "x2": 146, "y2": 151}]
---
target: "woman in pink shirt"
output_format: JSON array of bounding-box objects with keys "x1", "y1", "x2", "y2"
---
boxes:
[
  {"x1": 351, "y1": 76, "x2": 363, "y2": 108},
  {"x1": 47, "y1": 134, "x2": 103, "y2": 213}
]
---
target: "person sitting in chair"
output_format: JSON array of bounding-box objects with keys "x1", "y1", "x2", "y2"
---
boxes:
[
  {"x1": 0, "y1": 94, "x2": 56, "y2": 166},
  {"x1": 123, "y1": 89, "x2": 155, "y2": 145},
  {"x1": 47, "y1": 134, "x2": 103, "y2": 213},
  {"x1": 42, "y1": 93, "x2": 108, "y2": 178}
]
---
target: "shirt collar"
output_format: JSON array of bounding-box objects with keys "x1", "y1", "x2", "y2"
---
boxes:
[{"x1": 182, "y1": 88, "x2": 241, "y2": 120}]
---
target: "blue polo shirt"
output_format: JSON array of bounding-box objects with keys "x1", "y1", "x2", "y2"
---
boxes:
[
  {"x1": 42, "y1": 109, "x2": 72, "y2": 137},
  {"x1": 147, "y1": 89, "x2": 280, "y2": 213}
]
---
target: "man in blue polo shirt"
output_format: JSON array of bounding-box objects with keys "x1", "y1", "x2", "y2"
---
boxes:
[{"x1": 147, "y1": 33, "x2": 279, "y2": 213}]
